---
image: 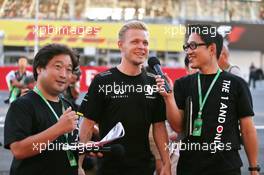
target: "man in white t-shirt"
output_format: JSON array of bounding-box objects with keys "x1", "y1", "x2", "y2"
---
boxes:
[{"x1": 218, "y1": 42, "x2": 243, "y2": 78}]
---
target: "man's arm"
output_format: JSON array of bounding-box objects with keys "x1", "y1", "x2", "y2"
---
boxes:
[
  {"x1": 9, "y1": 107, "x2": 78, "y2": 159},
  {"x1": 240, "y1": 116, "x2": 259, "y2": 175},
  {"x1": 163, "y1": 94, "x2": 184, "y2": 133},
  {"x1": 155, "y1": 74, "x2": 184, "y2": 132},
  {"x1": 5, "y1": 71, "x2": 14, "y2": 90},
  {"x1": 153, "y1": 121, "x2": 171, "y2": 175}
]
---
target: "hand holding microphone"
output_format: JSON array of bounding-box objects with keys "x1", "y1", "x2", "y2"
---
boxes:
[
  {"x1": 78, "y1": 144, "x2": 124, "y2": 156},
  {"x1": 148, "y1": 57, "x2": 173, "y2": 95}
]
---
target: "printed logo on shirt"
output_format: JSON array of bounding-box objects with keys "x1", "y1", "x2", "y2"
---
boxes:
[
  {"x1": 114, "y1": 87, "x2": 125, "y2": 95},
  {"x1": 213, "y1": 79, "x2": 231, "y2": 146},
  {"x1": 144, "y1": 85, "x2": 157, "y2": 99}
]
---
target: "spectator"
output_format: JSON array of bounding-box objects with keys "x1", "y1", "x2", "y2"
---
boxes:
[
  {"x1": 249, "y1": 63, "x2": 257, "y2": 89},
  {"x1": 63, "y1": 66, "x2": 81, "y2": 109},
  {"x1": 5, "y1": 57, "x2": 32, "y2": 103},
  {"x1": 218, "y1": 42, "x2": 243, "y2": 78}
]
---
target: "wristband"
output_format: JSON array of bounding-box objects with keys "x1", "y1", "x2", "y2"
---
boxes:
[{"x1": 248, "y1": 165, "x2": 260, "y2": 172}]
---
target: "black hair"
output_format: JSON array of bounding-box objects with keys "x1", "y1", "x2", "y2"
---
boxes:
[
  {"x1": 33, "y1": 44, "x2": 79, "y2": 80},
  {"x1": 187, "y1": 24, "x2": 223, "y2": 59},
  {"x1": 18, "y1": 56, "x2": 28, "y2": 61}
]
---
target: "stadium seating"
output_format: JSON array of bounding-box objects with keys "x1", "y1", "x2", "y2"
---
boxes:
[{"x1": 0, "y1": 0, "x2": 263, "y2": 22}]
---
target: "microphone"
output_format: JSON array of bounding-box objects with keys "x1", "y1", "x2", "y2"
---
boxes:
[
  {"x1": 148, "y1": 57, "x2": 172, "y2": 93},
  {"x1": 78, "y1": 145, "x2": 111, "y2": 155}
]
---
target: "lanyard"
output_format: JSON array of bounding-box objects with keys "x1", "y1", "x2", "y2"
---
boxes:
[
  {"x1": 33, "y1": 86, "x2": 77, "y2": 167},
  {"x1": 197, "y1": 69, "x2": 221, "y2": 119},
  {"x1": 33, "y1": 86, "x2": 61, "y2": 121},
  {"x1": 33, "y1": 86, "x2": 69, "y2": 138}
]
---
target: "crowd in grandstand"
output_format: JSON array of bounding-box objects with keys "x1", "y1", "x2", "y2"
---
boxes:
[{"x1": 0, "y1": 0, "x2": 264, "y2": 22}]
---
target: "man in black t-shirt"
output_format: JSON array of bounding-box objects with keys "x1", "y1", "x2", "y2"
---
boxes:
[
  {"x1": 4, "y1": 44, "x2": 79, "y2": 175},
  {"x1": 156, "y1": 25, "x2": 259, "y2": 175},
  {"x1": 78, "y1": 21, "x2": 171, "y2": 175}
]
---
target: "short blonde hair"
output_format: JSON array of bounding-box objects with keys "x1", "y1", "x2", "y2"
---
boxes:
[{"x1": 118, "y1": 20, "x2": 148, "y2": 40}]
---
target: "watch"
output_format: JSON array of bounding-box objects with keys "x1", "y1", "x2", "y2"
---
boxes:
[{"x1": 248, "y1": 165, "x2": 261, "y2": 172}]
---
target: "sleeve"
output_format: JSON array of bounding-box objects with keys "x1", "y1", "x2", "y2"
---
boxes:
[
  {"x1": 4, "y1": 99, "x2": 34, "y2": 149},
  {"x1": 230, "y1": 66, "x2": 243, "y2": 78},
  {"x1": 26, "y1": 71, "x2": 33, "y2": 76},
  {"x1": 174, "y1": 79, "x2": 186, "y2": 110},
  {"x1": 236, "y1": 78, "x2": 254, "y2": 118},
  {"x1": 5, "y1": 70, "x2": 15, "y2": 90},
  {"x1": 78, "y1": 75, "x2": 104, "y2": 123},
  {"x1": 151, "y1": 94, "x2": 166, "y2": 123}
]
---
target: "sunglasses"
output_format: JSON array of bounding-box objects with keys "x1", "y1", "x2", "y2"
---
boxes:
[{"x1": 183, "y1": 41, "x2": 207, "y2": 52}]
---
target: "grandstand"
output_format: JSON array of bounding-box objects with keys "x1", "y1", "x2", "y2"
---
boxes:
[
  {"x1": 0, "y1": 0, "x2": 263, "y2": 78},
  {"x1": 0, "y1": 0, "x2": 263, "y2": 21}
]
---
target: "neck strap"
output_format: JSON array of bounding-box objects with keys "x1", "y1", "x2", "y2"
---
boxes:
[{"x1": 197, "y1": 69, "x2": 222, "y2": 119}]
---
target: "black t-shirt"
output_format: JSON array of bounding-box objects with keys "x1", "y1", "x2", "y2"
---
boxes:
[
  {"x1": 4, "y1": 91, "x2": 78, "y2": 175},
  {"x1": 174, "y1": 71, "x2": 254, "y2": 174},
  {"x1": 79, "y1": 67, "x2": 166, "y2": 169}
]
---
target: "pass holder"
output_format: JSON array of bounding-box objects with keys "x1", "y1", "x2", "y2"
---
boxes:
[
  {"x1": 192, "y1": 113, "x2": 203, "y2": 136},
  {"x1": 66, "y1": 149, "x2": 77, "y2": 167}
]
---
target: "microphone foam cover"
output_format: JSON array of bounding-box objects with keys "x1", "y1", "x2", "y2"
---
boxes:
[{"x1": 148, "y1": 57, "x2": 160, "y2": 69}]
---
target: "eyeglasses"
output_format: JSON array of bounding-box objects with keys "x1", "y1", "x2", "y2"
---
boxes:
[{"x1": 183, "y1": 41, "x2": 207, "y2": 52}]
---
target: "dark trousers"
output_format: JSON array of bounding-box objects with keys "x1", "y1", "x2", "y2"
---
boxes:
[
  {"x1": 208, "y1": 168, "x2": 241, "y2": 175},
  {"x1": 96, "y1": 158, "x2": 155, "y2": 175},
  {"x1": 97, "y1": 166, "x2": 155, "y2": 175},
  {"x1": 177, "y1": 167, "x2": 241, "y2": 175},
  {"x1": 248, "y1": 74, "x2": 256, "y2": 88}
]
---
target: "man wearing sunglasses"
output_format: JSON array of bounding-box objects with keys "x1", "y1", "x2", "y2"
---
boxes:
[{"x1": 156, "y1": 24, "x2": 259, "y2": 175}]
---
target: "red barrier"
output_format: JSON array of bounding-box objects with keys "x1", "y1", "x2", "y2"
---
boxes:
[
  {"x1": 0, "y1": 66, "x2": 33, "y2": 90},
  {"x1": 0, "y1": 66, "x2": 187, "y2": 92}
]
